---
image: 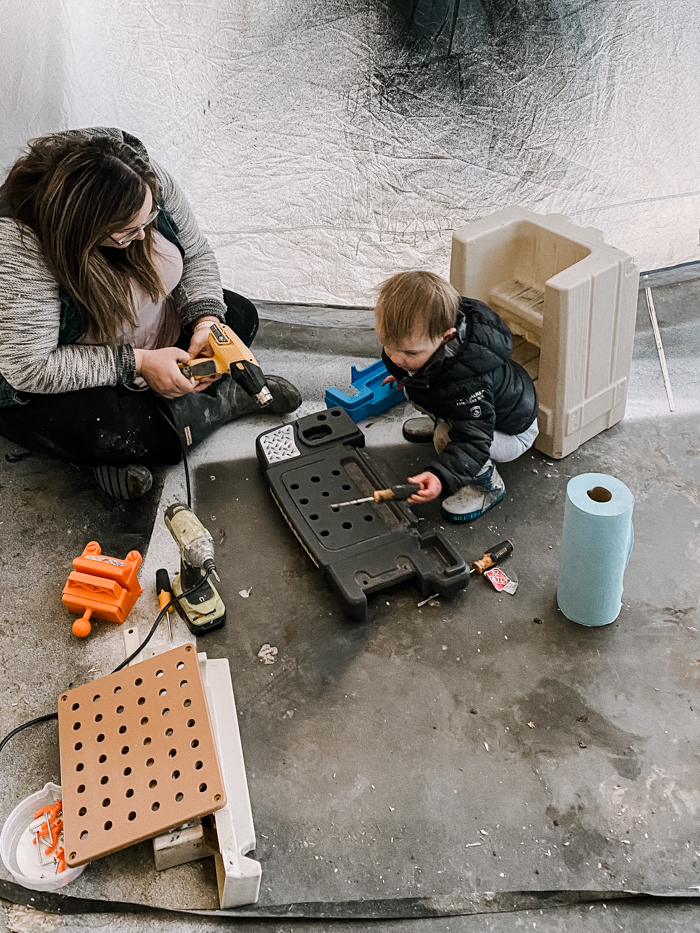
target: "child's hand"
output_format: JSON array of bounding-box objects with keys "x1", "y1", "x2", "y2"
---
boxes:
[
  {"x1": 381, "y1": 374, "x2": 401, "y2": 389},
  {"x1": 407, "y1": 472, "x2": 442, "y2": 503}
]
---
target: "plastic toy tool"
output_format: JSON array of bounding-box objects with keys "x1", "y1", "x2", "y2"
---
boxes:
[
  {"x1": 62, "y1": 542, "x2": 142, "y2": 637},
  {"x1": 324, "y1": 359, "x2": 404, "y2": 423}
]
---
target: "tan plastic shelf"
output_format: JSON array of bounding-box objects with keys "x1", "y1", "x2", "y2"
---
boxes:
[
  {"x1": 451, "y1": 206, "x2": 639, "y2": 459},
  {"x1": 58, "y1": 644, "x2": 226, "y2": 867}
]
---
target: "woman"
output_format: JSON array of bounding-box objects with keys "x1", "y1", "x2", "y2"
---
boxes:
[{"x1": 0, "y1": 128, "x2": 301, "y2": 498}]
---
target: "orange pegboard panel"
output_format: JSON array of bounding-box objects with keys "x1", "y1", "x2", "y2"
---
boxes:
[{"x1": 57, "y1": 645, "x2": 226, "y2": 867}]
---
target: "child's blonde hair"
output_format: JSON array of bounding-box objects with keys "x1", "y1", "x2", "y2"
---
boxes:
[{"x1": 374, "y1": 271, "x2": 460, "y2": 346}]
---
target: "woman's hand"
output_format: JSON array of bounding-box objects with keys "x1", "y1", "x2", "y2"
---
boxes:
[
  {"x1": 135, "y1": 347, "x2": 195, "y2": 398},
  {"x1": 187, "y1": 316, "x2": 220, "y2": 359},
  {"x1": 407, "y1": 471, "x2": 443, "y2": 503}
]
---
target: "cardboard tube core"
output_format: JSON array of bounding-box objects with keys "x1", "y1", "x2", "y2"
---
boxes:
[{"x1": 587, "y1": 486, "x2": 612, "y2": 502}]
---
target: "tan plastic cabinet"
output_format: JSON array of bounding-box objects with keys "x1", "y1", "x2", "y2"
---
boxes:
[{"x1": 450, "y1": 206, "x2": 639, "y2": 458}]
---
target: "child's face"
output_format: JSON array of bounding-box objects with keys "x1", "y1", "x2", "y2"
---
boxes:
[{"x1": 383, "y1": 328, "x2": 455, "y2": 371}]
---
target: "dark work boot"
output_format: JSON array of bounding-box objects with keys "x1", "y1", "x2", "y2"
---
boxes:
[
  {"x1": 166, "y1": 374, "x2": 302, "y2": 449},
  {"x1": 92, "y1": 464, "x2": 153, "y2": 500}
]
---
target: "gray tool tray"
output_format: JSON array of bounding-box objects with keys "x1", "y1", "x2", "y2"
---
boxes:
[{"x1": 255, "y1": 408, "x2": 470, "y2": 620}]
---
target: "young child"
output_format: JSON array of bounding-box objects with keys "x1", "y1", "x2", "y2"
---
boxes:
[{"x1": 375, "y1": 270, "x2": 539, "y2": 522}]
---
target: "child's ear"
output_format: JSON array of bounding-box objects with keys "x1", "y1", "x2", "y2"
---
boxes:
[{"x1": 441, "y1": 327, "x2": 457, "y2": 345}]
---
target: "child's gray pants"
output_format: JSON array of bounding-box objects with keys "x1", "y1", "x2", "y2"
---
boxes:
[{"x1": 433, "y1": 416, "x2": 539, "y2": 463}]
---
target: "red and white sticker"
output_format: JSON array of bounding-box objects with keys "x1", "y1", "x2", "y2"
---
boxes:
[{"x1": 484, "y1": 567, "x2": 518, "y2": 595}]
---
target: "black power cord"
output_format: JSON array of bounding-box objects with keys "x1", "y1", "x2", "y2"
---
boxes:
[{"x1": 0, "y1": 569, "x2": 212, "y2": 755}]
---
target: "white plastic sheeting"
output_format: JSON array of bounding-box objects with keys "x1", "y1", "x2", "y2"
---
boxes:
[{"x1": 2, "y1": 0, "x2": 699, "y2": 305}]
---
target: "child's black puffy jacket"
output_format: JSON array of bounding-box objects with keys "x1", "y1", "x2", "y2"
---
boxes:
[{"x1": 382, "y1": 297, "x2": 538, "y2": 495}]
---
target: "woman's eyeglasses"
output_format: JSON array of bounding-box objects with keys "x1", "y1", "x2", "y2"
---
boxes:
[{"x1": 110, "y1": 206, "x2": 161, "y2": 246}]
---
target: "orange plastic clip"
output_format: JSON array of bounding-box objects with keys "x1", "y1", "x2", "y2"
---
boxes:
[
  {"x1": 62, "y1": 542, "x2": 142, "y2": 637},
  {"x1": 54, "y1": 846, "x2": 66, "y2": 873}
]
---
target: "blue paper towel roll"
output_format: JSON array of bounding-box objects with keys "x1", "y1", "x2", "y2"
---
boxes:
[{"x1": 557, "y1": 473, "x2": 634, "y2": 627}]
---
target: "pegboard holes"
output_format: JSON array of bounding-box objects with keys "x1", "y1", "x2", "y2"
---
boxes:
[
  {"x1": 134, "y1": 678, "x2": 143, "y2": 687},
  {"x1": 199, "y1": 784, "x2": 207, "y2": 793},
  {"x1": 74, "y1": 742, "x2": 82, "y2": 751},
  {"x1": 137, "y1": 697, "x2": 146, "y2": 706},
  {"x1": 116, "y1": 706, "x2": 124, "y2": 715},
  {"x1": 299, "y1": 498, "x2": 309, "y2": 505},
  {"x1": 77, "y1": 785, "x2": 85, "y2": 794},
  {"x1": 162, "y1": 708, "x2": 170, "y2": 717},
  {"x1": 100, "y1": 776, "x2": 108, "y2": 785},
  {"x1": 331, "y1": 470, "x2": 341, "y2": 476},
  {"x1": 214, "y1": 794, "x2": 222, "y2": 802},
  {"x1": 290, "y1": 483, "x2": 299, "y2": 490},
  {"x1": 175, "y1": 793, "x2": 184, "y2": 802},
  {"x1": 101, "y1": 798, "x2": 110, "y2": 808},
  {"x1": 118, "y1": 725, "x2": 127, "y2": 735},
  {"x1": 78, "y1": 807, "x2": 86, "y2": 817},
  {"x1": 99, "y1": 755, "x2": 106, "y2": 764},
  {"x1": 187, "y1": 720, "x2": 195, "y2": 728},
  {"x1": 94, "y1": 714, "x2": 103, "y2": 723},
  {"x1": 321, "y1": 491, "x2": 330, "y2": 498},
  {"x1": 125, "y1": 789, "x2": 134, "y2": 798},
  {"x1": 179, "y1": 681, "x2": 187, "y2": 689},
  {"x1": 69, "y1": 852, "x2": 76, "y2": 861},
  {"x1": 71, "y1": 703, "x2": 79, "y2": 711},
  {"x1": 92, "y1": 695, "x2": 100, "y2": 703},
  {"x1": 144, "y1": 737, "x2": 152, "y2": 746},
  {"x1": 177, "y1": 661, "x2": 185, "y2": 669},
  {"x1": 168, "y1": 748, "x2": 177, "y2": 758},
  {"x1": 123, "y1": 767, "x2": 132, "y2": 776},
  {"x1": 183, "y1": 699, "x2": 192, "y2": 708},
  {"x1": 96, "y1": 734, "x2": 105, "y2": 743},
  {"x1": 330, "y1": 409, "x2": 342, "y2": 417},
  {"x1": 320, "y1": 531, "x2": 330, "y2": 537},
  {"x1": 156, "y1": 670, "x2": 164, "y2": 679},
  {"x1": 128, "y1": 812, "x2": 136, "y2": 821},
  {"x1": 194, "y1": 761, "x2": 203, "y2": 770},
  {"x1": 73, "y1": 722, "x2": 81, "y2": 731},
  {"x1": 76, "y1": 763, "x2": 84, "y2": 772},
  {"x1": 149, "y1": 780, "x2": 157, "y2": 789},
  {"x1": 172, "y1": 771, "x2": 180, "y2": 780},
  {"x1": 364, "y1": 515, "x2": 374, "y2": 522},
  {"x1": 159, "y1": 688, "x2": 167, "y2": 697},
  {"x1": 104, "y1": 821, "x2": 112, "y2": 831},
  {"x1": 140, "y1": 717, "x2": 148, "y2": 726},
  {"x1": 311, "y1": 476, "x2": 321, "y2": 483},
  {"x1": 341, "y1": 484, "x2": 351, "y2": 491},
  {"x1": 165, "y1": 728, "x2": 174, "y2": 737},
  {"x1": 342, "y1": 522, "x2": 352, "y2": 530},
  {"x1": 146, "y1": 758, "x2": 155, "y2": 767},
  {"x1": 113, "y1": 686, "x2": 121, "y2": 695},
  {"x1": 191, "y1": 739, "x2": 199, "y2": 749},
  {"x1": 121, "y1": 747, "x2": 129, "y2": 755},
  {"x1": 309, "y1": 513, "x2": 319, "y2": 521},
  {"x1": 151, "y1": 802, "x2": 160, "y2": 812},
  {"x1": 80, "y1": 830, "x2": 88, "y2": 840}
]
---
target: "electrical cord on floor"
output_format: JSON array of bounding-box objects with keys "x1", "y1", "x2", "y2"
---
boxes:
[{"x1": 0, "y1": 570, "x2": 212, "y2": 755}]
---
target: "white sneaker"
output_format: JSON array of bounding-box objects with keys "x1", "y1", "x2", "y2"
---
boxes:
[
  {"x1": 402, "y1": 416, "x2": 436, "y2": 443},
  {"x1": 441, "y1": 462, "x2": 506, "y2": 523}
]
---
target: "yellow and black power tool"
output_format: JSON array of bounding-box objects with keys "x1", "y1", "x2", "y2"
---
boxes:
[
  {"x1": 164, "y1": 503, "x2": 226, "y2": 634},
  {"x1": 180, "y1": 322, "x2": 272, "y2": 407}
]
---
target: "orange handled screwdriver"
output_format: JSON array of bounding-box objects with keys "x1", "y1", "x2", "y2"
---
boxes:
[
  {"x1": 470, "y1": 540, "x2": 513, "y2": 574},
  {"x1": 156, "y1": 568, "x2": 174, "y2": 642},
  {"x1": 330, "y1": 483, "x2": 420, "y2": 509}
]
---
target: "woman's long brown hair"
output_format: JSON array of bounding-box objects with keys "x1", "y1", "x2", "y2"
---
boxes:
[{"x1": 3, "y1": 133, "x2": 167, "y2": 344}]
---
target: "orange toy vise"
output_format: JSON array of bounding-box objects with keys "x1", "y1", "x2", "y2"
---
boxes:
[{"x1": 62, "y1": 542, "x2": 143, "y2": 637}]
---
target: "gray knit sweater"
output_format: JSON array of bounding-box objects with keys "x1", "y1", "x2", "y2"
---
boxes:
[{"x1": 0, "y1": 128, "x2": 227, "y2": 396}]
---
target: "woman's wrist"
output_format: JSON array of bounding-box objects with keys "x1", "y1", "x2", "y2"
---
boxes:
[
  {"x1": 192, "y1": 315, "x2": 219, "y2": 333},
  {"x1": 133, "y1": 348, "x2": 145, "y2": 375}
]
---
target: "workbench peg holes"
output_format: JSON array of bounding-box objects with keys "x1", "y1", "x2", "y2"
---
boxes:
[
  {"x1": 71, "y1": 703, "x2": 79, "y2": 711},
  {"x1": 179, "y1": 680, "x2": 187, "y2": 688},
  {"x1": 177, "y1": 661, "x2": 185, "y2": 668},
  {"x1": 194, "y1": 760, "x2": 203, "y2": 770},
  {"x1": 98, "y1": 755, "x2": 106, "y2": 763},
  {"x1": 162, "y1": 708, "x2": 170, "y2": 717},
  {"x1": 96, "y1": 734, "x2": 105, "y2": 743},
  {"x1": 140, "y1": 717, "x2": 148, "y2": 725},
  {"x1": 74, "y1": 742, "x2": 82, "y2": 751},
  {"x1": 128, "y1": 812, "x2": 136, "y2": 821},
  {"x1": 341, "y1": 484, "x2": 351, "y2": 491},
  {"x1": 310, "y1": 513, "x2": 319, "y2": 520},
  {"x1": 199, "y1": 784, "x2": 207, "y2": 793},
  {"x1": 187, "y1": 719, "x2": 195, "y2": 728},
  {"x1": 156, "y1": 670, "x2": 164, "y2": 678},
  {"x1": 104, "y1": 821, "x2": 112, "y2": 831},
  {"x1": 94, "y1": 714, "x2": 103, "y2": 722},
  {"x1": 121, "y1": 746, "x2": 129, "y2": 755},
  {"x1": 290, "y1": 483, "x2": 299, "y2": 490},
  {"x1": 364, "y1": 515, "x2": 374, "y2": 522},
  {"x1": 321, "y1": 491, "x2": 330, "y2": 498},
  {"x1": 165, "y1": 728, "x2": 174, "y2": 737},
  {"x1": 118, "y1": 725, "x2": 127, "y2": 734},
  {"x1": 135, "y1": 678, "x2": 143, "y2": 686},
  {"x1": 76, "y1": 763, "x2": 84, "y2": 772},
  {"x1": 320, "y1": 530, "x2": 330, "y2": 537},
  {"x1": 183, "y1": 699, "x2": 192, "y2": 708},
  {"x1": 299, "y1": 498, "x2": 309, "y2": 505},
  {"x1": 73, "y1": 722, "x2": 81, "y2": 731},
  {"x1": 80, "y1": 830, "x2": 88, "y2": 840},
  {"x1": 92, "y1": 695, "x2": 100, "y2": 703},
  {"x1": 168, "y1": 748, "x2": 177, "y2": 757},
  {"x1": 342, "y1": 522, "x2": 352, "y2": 530},
  {"x1": 331, "y1": 409, "x2": 342, "y2": 417},
  {"x1": 116, "y1": 706, "x2": 124, "y2": 714},
  {"x1": 101, "y1": 798, "x2": 110, "y2": 808},
  {"x1": 125, "y1": 789, "x2": 134, "y2": 798},
  {"x1": 78, "y1": 808, "x2": 86, "y2": 816},
  {"x1": 137, "y1": 697, "x2": 146, "y2": 706},
  {"x1": 159, "y1": 688, "x2": 167, "y2": 697},
  {"x1": 331, "y1": 506, "x2": 339, "y2": 512},
  {"x1": 143, "y1": 738, "x2": 152, "y2": 746},
  {"x1": 123, "y1": 767, "x2": 132, "y2": 776},
  {"x1": 100, "y1": 776, "x2": 108, "y2": 785},
  {"x1": 331, "y1": 470, "x2": 341, "y2": 476},
  {"x1": 191, "y1": 739, "x2": 199, "y2": 748},
  {"x1": 172, "y1": 770, "x2": 180, "y2": 780},
  {"x1": 311, "y1": 476, "x2": 321, "y2": 483},
  {"x1": 175, "y1": 793, "x2": 184, "y2": 802},
  {"x1": 77, "y1": 785, "x2": 85, "y2": 794},
  {"x1": 151, "y1": 802, "x2": 160, "y2": 812},
  {"x1": 317, "y1": 414, "x2": 327, "y2": 421},
  {"x1": 113, "y1": 686, "x2": 121, "y2": 694},
  {"x1": 146, "y1": 758, "x2": 155, "y2": 767},
  {"x1": 149, "y1": 780, "x2": 157, "y2": 789}
]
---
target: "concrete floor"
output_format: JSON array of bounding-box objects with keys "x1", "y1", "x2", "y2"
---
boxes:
[{"x1": 1, "y1": 273, "x2": 700, "y2": 931}]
